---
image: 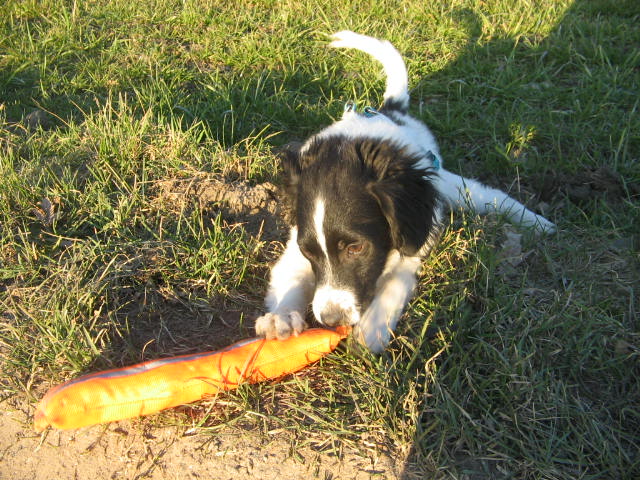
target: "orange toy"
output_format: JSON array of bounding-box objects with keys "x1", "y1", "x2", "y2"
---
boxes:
[{"x1": 34, "y1": 326, "x2": 350, "y2": 432}]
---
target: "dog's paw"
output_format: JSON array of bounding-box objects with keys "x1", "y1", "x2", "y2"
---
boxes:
[
  {"x1": 534, "y1": 215, "x2": 556, "y2": 234},
  {"x1": 353, "y1": 303, "x2": 393, "y2": 354},
  {"x1": 255, "y1": 311, "x2": 307, "y2": 340},
  {"x1": 353, "y1": 324, "x2": 389, "y2": 354},
  {"x1": 519, "y1": 212, "x2": 556, "y2": 235},
  {"x1": 509, "y1": 207, "x2": 556, "y2": 235}
]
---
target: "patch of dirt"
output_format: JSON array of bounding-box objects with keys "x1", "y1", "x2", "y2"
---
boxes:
[
  {"x1": 151, "y1": 176, "x2": 288, "y2": 240},
  {"x1": 0, "y1": 399, "x2": 399, "y2": 480}
]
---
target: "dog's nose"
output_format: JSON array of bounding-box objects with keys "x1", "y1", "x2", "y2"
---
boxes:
[{"x1": 320, "y1": 305, "x2": 349, "y2": 327}]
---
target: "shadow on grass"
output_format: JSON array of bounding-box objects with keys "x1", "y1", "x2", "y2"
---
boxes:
[{"x1": 396, "y1": 1, "x2": 639, "y2": 478}]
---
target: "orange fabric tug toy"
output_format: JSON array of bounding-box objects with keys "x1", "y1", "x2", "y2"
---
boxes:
[{"x1": 34, "y1": 326, "x2": 350, "y2": 432}]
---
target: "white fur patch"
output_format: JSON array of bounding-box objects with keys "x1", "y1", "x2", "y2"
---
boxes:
[
  {"x1": 312, "y1": 284, "x2": 360, "y2": 326},
  {"x1": 313, "y1": 198, "x2": 328, "y2": 258},
  {"x1": 356, "y1": 252, "x2": 422, "y2": 352}
]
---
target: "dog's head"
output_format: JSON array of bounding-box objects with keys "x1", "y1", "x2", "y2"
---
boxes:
[{"x1": 279, "y1": 136, "x2": 438, "y2": 327}]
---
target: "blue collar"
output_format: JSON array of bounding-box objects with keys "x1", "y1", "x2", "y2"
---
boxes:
[
  {"x1": 344, "y1": 101, "x2": 379, "y2": 117},
  {"x1": 425, "y1": 150, "x2": 441, "y2": 171}
]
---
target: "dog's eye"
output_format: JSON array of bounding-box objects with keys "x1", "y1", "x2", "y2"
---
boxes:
[
  {"x1": 337, "y1": 240, "x2": 366, "y2": 258},
  {"x1": 346, "y1": 242, "x2": 364, "y2": 256}
]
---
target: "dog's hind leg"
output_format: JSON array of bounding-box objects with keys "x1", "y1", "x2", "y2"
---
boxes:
[{"x1": 436, "y1": 169, "x2": 556, "y2": 233}]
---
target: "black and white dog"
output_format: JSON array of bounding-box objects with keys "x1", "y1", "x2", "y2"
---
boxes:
[{"x1": 255, "y1": 31, "x2": 555, "y2": 352}]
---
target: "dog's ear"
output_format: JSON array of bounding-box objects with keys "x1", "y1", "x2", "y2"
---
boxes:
[
  {"x1": 278, "y1": 142, "x2": 303, "y2": 183},
  {"x1": 364, "y1": 142, "x2": 439, "y2": 256},
  {"x1": 276, "y1": 142, "x2": 303, "y2": 223}
]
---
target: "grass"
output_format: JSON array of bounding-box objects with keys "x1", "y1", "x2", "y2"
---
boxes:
[{"x1": 1, "y1": 0, "x2": 639, "y2": 478}]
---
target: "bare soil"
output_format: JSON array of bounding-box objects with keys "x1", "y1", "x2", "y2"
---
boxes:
[
  {"x1": 1, "y1": 399, "x2": 398, "y2": 479},
  {"x1": 151, "y1": 175, "x2": 287, "y2": 240}
]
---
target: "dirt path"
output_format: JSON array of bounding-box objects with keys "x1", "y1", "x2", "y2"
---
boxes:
[{"x1": 1, "y1": 400, "x2": 398, "y2": 479}]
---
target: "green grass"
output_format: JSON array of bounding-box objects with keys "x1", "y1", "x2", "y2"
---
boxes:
[{"x1": 1, "y1": 0, "x2": 639, "y2": 478}]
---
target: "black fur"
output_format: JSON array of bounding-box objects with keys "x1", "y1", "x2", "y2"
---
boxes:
[
  {"x1": 379, "y1": 98, "x2": 409, "y2": 117},
  {"x1": 281, "y1": 136, "x2": 439, "y2": 253},
  {"x1": 278, "y1": 135, "x2": 439, "y2": 314}
]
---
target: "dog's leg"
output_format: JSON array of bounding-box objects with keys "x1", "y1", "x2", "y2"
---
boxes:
[
  {"x1": 355, "y1": 252, "x2": 422, "y2": 353},
  {"x1": 255, "y1": 228, "x2": 315, "y2": 339},
  {"x1": 436, "y1": 169, "x2": 556, "y2": 233}
]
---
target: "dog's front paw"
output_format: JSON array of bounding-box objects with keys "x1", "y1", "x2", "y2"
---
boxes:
[
  {"x1": 353, "y1": 324, "x2": 389, "y2": 354},
  {"x1": 353, "y1": 303, "x2": 393, "y2": 354},
  {"x1": 255, "y1": 311, "x2": 307, "y2": 340}
]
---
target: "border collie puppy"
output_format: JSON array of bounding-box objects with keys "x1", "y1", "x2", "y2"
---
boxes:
[{"x1": 255, "y1": 31, "x2": 555, "y2": 352}]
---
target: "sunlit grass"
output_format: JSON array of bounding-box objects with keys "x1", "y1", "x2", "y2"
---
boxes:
[{"x1": 1, "y1": 0, "x2": 639, "y2": 478}]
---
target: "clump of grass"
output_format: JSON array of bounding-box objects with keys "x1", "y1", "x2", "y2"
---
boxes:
[{"x1": 0, "y1": 94, "x2": 265, "y2": 395}]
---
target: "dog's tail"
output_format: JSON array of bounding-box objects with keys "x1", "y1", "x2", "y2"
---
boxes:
[{"x1": 330, "y1": 31, "x2": 409, "y2": 114}]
